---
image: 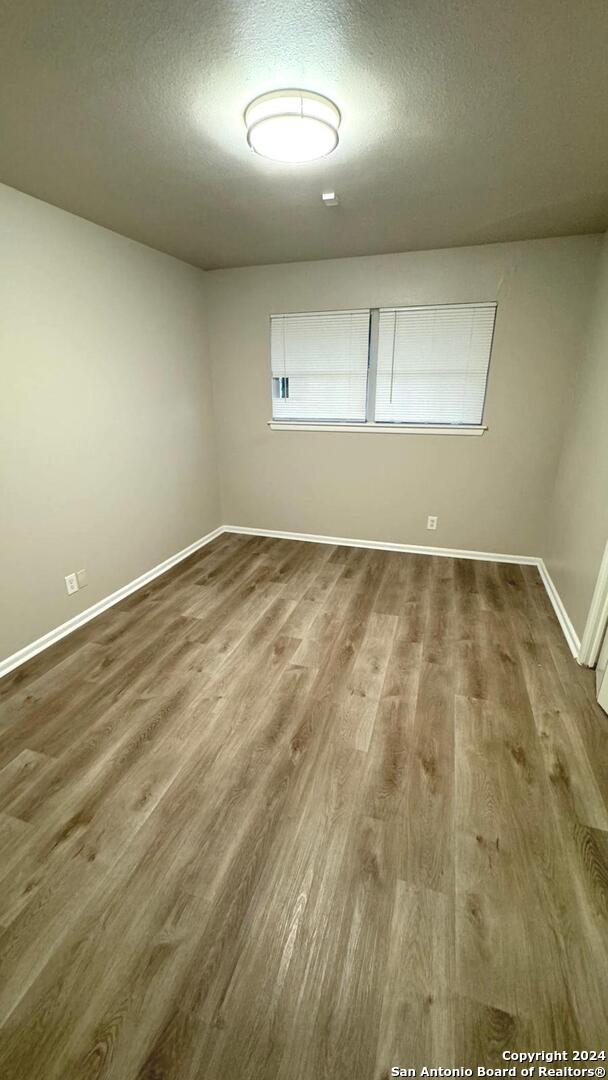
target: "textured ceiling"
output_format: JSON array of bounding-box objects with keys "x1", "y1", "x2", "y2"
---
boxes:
[{"x1": 1, "y1": 0, "x2": 607, "y2": 269}]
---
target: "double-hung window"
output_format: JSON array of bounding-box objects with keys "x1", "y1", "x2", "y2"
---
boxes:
[
  {"x1": 270, "y1": 301, "x2": 496, "y2": 432},
  {"x1": 270, "y1": 309, "x2": 371, "y2": 422}
]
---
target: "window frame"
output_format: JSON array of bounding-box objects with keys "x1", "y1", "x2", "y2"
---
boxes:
[{"x1": 268, "y1": 301, "x2": 496, "y2": 435}]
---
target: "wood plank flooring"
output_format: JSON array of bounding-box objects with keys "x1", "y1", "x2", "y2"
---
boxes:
[{"x1": 0, "y1": 532, "x2": 607, "y2": 1078}]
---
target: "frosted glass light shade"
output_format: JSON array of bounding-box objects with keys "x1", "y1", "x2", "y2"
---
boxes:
[{"x1": 245, "y1": 90, "x2": 340, "y2": 164}]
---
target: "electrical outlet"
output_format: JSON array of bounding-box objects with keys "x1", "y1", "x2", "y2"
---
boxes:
[
  {"x1": 427, "y1": 515, "x2": 438, "y2": 531},
  {"x1": 65, "y1": 572, "x2": 79, "y2": 595},
  {"x1": 76, "y1": 568, "x2": 88, "y2": 589}
]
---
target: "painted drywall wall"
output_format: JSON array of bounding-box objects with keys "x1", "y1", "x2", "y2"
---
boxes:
[
  {"x1": 207, "y1": 236, "x2": 599, "y2": 558},
  {"x1": 545, "y1": 231, "x2": 608, "y2": 640},
  {"x1": 0, "y1": 183, "x2": 220, "y2": 661}
]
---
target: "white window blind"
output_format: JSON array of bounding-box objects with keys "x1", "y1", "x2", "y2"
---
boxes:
[
  {"x1": 270, "y1": 309, "x2": 370, "y2": 422},
  {"x1": 374, "y1": 302, "x2": 496, "y2": 425}
]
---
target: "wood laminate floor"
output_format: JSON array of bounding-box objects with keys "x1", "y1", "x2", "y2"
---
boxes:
[{"x1": 0, "y1": 532, "x2": 607, "y2": 1079}]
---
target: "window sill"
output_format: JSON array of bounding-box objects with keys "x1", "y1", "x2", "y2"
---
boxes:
[{"x1": 268, "y1": 422, "x2": 487, "y2": 436}]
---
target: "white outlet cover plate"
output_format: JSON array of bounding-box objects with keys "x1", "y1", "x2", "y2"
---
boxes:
[{"x1": 65, "y1": 573, "x2": 79, "y2": 595}]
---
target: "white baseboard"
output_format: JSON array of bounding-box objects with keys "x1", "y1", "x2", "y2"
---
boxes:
[
  {"x1": 0, "y1": 526, "x2": 225, "y2": 680},
  {"x1": 225, "y1": 525, "x2": 541, "y2": 565},
  {"x1": 0, "y1": 522, "x2": 581, "y2": 679},
  {"x1": 226, "y1": 526, "x2": 581, "y2": 659},
  {"x1": 537, "y1": 559, "x2": 581, "y2": 660}
]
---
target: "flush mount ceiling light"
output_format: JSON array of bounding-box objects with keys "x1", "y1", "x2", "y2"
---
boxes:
[{"x1": 244, "y1": 89, "x2": 340, "y2": 164}]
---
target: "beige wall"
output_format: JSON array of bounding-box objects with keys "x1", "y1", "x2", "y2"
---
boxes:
[
  {"x1": 208, "y1": 236, "x2": 599, "y2": 559},
  {"x1": 545, "y1": 231, "x2": 608, "y2": 640},
  {"x1": 0, "y1": 183, "x2": 220, "y2": 661}
]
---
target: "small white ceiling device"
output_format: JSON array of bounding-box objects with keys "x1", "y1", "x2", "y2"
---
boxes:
[
  {"x1": 244, "y1": 89, "x2": 341, "y2": 164},
  {"x1": 321, "y1": 191, "x2": 339, "y2": 206}
]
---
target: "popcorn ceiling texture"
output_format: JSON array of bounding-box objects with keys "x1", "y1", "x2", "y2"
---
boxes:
[{"x1": 0, "y1": 0, "x2": 607, "y2": 269}]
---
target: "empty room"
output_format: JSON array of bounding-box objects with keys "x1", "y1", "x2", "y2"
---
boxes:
[{"x1": 1, "y1": 1, "x2": 608, "y2": 1077}]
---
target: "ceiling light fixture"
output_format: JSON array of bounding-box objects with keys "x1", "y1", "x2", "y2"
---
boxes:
[{"x1": 244, "y1": 89, "x2": 341, "y2": 164}]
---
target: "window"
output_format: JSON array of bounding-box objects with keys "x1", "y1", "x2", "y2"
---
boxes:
[
  {"x1": 270, "y1": 309, "x2": 370, "y2": 422},
  {"x1": 270, "y1": 302, "x2": 496, "y2": 431},
  {"x1": 375, "y1": 303, "x2": 496, "y2": 425}
]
